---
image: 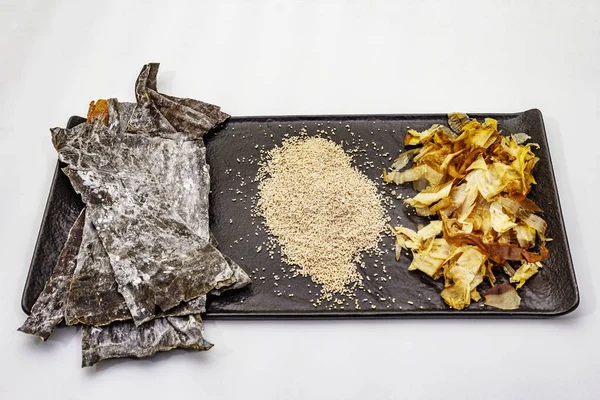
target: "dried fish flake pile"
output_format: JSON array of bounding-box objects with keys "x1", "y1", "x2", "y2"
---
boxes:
[
  {"x1": 384, "y1": 113, "x2": 549, "y2": 310},
  {"x1": 256, "y1": 136, "x2": 388, "y2": 299},
  {"x1": 19, "y1": 63, "x2": 250, "y2": 367}
]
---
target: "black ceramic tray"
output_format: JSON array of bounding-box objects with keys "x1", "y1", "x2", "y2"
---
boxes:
[{"x1": 22, "y1": 110, "x2": 579, "y2": 318}]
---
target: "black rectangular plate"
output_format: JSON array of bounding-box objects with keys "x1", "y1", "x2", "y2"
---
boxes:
[{"x1": 22, "y1": 110, "x2": 578, "y2": 318}]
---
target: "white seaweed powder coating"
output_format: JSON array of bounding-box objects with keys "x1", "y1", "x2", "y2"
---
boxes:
[{"x1": 256, "y1": 136, "x2": 387, "y2": 299}]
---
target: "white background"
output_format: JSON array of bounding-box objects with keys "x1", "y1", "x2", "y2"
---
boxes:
[{"x1": 1, "y1": 1, "x2": 598, "y2": 399}]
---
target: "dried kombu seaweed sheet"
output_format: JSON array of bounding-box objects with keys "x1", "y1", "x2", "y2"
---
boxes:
[
  {"x1": 18, "y1": 210, "x2": 86, "y2": 340},
  {"x1": 21, "y1": 63, "x2": 250, "y2": 367},
  {"x1": 51, "y1": 73, "x2": 249, "y2": 324},
  {"x1": 81, "y1": 314, "x2": 212, "y2": 367},
  {"x1": 63, "y1": 97, "x2": 233, "y2": 326},
  {"x1": 211, "y1": 256, "x2": 252, "y2": 296},
  {"x1": 66, "y1": 212, "x2": 240, "y2": 325},
  {"x1": 54, "y1": 99, "x2": 214, "y2": 242},
  {"x1": 64, "y1": 212, "x2": 130, "y2": 326},
  {"x1": 127, "y1": 63, "x2": 230, "y2": 140},
  {"x1": 65, "y1": 207, "x2": 221, "y2": 326}
]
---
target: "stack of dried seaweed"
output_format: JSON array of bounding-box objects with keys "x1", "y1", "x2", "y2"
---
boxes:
[{"x1": 19, "y1": 64, "x2": 250, "y2": 367}]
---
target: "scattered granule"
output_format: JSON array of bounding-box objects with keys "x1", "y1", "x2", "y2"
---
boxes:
[{"x1": 256, "y1": 136, "x2": 387, "y2": 299}]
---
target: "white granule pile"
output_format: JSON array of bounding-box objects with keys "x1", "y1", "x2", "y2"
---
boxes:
[{"x1": 256, "y1": 136, "x2": 387, "y2": 299}]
